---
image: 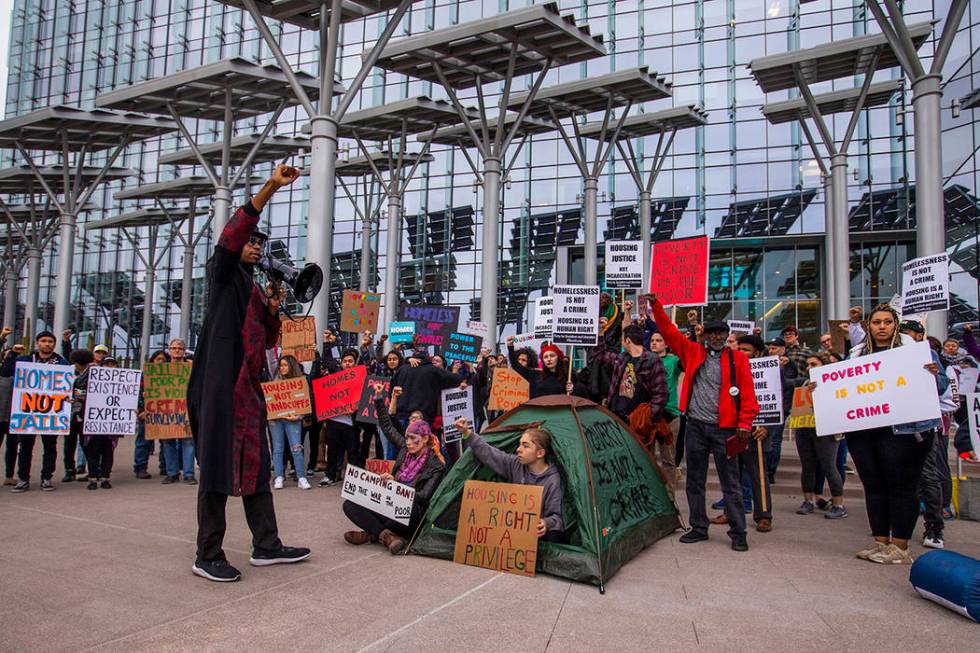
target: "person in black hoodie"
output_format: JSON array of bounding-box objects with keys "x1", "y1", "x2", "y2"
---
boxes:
[{"x1": 389, "y1": 350, "x2": 465, "y2": 423}]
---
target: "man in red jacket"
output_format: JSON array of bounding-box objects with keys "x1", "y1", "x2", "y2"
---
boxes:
[{"x1": 644, "y1": 294, "x2": 759, "y2": 551}]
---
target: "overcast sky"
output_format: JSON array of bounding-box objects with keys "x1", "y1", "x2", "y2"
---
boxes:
[{"x1": 0, "y1": 0, "x2": 12, "y2": 118}]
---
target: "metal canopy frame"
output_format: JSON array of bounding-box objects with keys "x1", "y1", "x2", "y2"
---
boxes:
[
  {"x1": 0, "y1": 105, "x2": 173, "y2": 337},
  {"x1": 864, "y1": 1, "x2": 969, "y2": 338},
  {"x1": 97, "y1": 57, "x2": 324, "y2": 236},
  {"x1": 372, "y1": 2, "x2": 606, "y2": 338},
  {"x1": 509, "y1": 66, "x2": 673, "y2": 285},
  {"x1": 86, "y1": 207, "x2": 206, "y2": 361},
  {"x1": 216, "y1": 0, "x2": 405, "y2": 29},
  {"x1": 159, "y1": 133, "x2": 310, "y2": 166},
  {"x1": 0, "y1": 198, "x2": 58, "y2": 334},
  {"x1": 749, "y1": 22, "x2": 931, "y2": 326},
  {"x1": 581, "y1": 106, "x2": 708, "y2": 286}
]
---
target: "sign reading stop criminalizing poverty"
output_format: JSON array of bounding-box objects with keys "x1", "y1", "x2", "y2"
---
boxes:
[
  {"x1": 83, "y1": 367, "x2": 142, "y2": 436},
  {"x1": 552, "y1": 285, "x2": 600, "y2": 346},
  {"x1": 604, "y1": 240, "x2": 643, "y2": 289}
]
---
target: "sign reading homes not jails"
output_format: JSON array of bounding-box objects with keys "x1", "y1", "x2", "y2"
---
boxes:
[
  {"x1": 604, "y1": 240, "x2": 643, "y2": 289},
  {"x1": 901, "y1": 253, "x2": 950, "y2": 314},
  {"x1": 552, "y1": 285, "x2": 600, "y2": 346},
  {"x1": 9, "y1": 362, "x2": 74, "y2": 436}
]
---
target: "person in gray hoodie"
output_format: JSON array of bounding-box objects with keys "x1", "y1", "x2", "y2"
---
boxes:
[{"x1": 454, "y1": 417, "x2": 565, "y2": 542}]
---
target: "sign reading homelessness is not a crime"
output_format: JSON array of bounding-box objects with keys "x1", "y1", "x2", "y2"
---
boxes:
[
  {"x1": 901, "y1": 253, "x2": 949, "y2": 315},
  {"x1": 749, "y1": 355, "x2": 783, "y2": 426},
  {"x1": 604, "y1": 240, "x2": 643, "y2": 289},
  {"x1": 341, "y1": 464, "x2": 414, "y2": 525},
  {"x1": 83, "y1": 367, "x2": 142, "y2": 436},
  {"x1": 809, "y1": 342, "x2": 940, "y2": 436},
  {"x1": 9, "y1": 362, "x2": 75, "y2": 436},
  {"x1": 552, "y1": 285, "x2": 600, "y2": 346}
]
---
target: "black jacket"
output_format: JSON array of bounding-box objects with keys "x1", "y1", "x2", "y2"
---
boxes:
[
  {"x1": 508, "y1": 344, "x2": 567, "y2": 398},
  {"x1": 375, "y1": 398, "x2": 445, "y2": 507},
  {"x1": 390, "y1": 359, "x2": 462, "y2": 421}
]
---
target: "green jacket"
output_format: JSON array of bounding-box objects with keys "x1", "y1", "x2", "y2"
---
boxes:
[{"x1": 660, "y1": 353, "x2": 681, "y2": 419}]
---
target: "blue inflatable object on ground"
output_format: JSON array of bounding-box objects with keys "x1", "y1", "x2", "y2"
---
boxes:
[{"x1": 909, "y1": 550, "x2": 980, "y2": 622}]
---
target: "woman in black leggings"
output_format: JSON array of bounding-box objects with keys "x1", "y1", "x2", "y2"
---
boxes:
[{"x1": 795, "y1": 354, "x2": 847, "y2": 519}]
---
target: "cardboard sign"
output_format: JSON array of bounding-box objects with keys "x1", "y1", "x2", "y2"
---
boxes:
[
  {"x1": 9, "y1": 362, "x2": 74, "y2": 436},
  {"x1": 809, "y1": 342, "x2": 940, "y2": 436},
  {"x1": 787, "y1": 386, "x2": 815, "y2": 429},
  {"x1": 462, "y1": 320, "x2": 489, "y2": 339},
  {"x1": 441, "y1": 386, "x2": 474, "y2": 443},
  {"x1": 356, "y1": 375, "x2": 390, "y2": 425},
  {"x1": 398, "y1": 304, "x2": 460, "y2": 348},
  {"x1": 749, "y1": 355, "x2": 783, "y2": 426},
  {"x1": 828, "y1": 320, "x2": 848, "y2": 355},
  {"x1": 312, "y1": 365, "x2": 367, "y2": 421},
  {"x1": 341, "y1": 464, "x2": 415, "y2": 525},
  {"x1": 453, "y1": 480, "x2": 543, "y2": 577},
  {"x1": 488, "y1": 367, "x2": 530, "y2": 412},
  {"x1": 443, "y1": 332, "x2": 482, "y2": 365},
  {"x1": 388, "y1": 321, "x2": 415, "y2": 344},
  {"x1": 142, "y1": 362, "x2": 192, "y2": 440},
  {"x1": 261, "y1": 377, "x2": 312, "y2": 420},
  {"x1": 901, "y1": 253, "x2": 949, "y2": 315},
  {"x1": 552, "y1": 284, "x2": 600, "y2": 346},
  {"x1": 534, "y1": 297, "x2": 553, "y2": 338},
  {"x1": 365, "y1": 459, "x2": 394, "y2": 475},
  {"x1": 340, "y1": 290, "x2": 381, "y2": 334},
  {"x1": 83, "y1": 367, "x2": 141, "y2": 436},
  {"x1": 280, "y1": 316, "x2": 317, "y2": 363},
  {"x1": 965, "y1": 393, "x2": 980, "y2": 455},
  {"x1": 649, "y1": 235, "x2": 709, "y2": 306},
  {"x1": 604, "y1": 240, "x2": 643, "y2": 289},
  {"x1": 727, "y1": 319, "x2": 755, "y2": 335}
]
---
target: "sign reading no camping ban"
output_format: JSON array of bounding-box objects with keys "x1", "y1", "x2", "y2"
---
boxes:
[
  {"x1": 604, "y1": 240, "x2": 643, "y2": 289},
  {"x1": 552, "y1": 285, "x2": 600, "y2": 346},
  {"x1": 901, "y1": 253, "x2": 949, "y2": 314}
]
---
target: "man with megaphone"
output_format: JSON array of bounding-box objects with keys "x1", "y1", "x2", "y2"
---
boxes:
[{"x1": 187, "y1": 164, "x2": 311, "y2": 583}]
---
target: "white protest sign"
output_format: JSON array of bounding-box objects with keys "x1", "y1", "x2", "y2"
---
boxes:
[
  {"x1": 441, "y1": 386, "x2": 474, "y2": 443},
  {"x1": 9, "y1": 362, "x2": 75, "y2": 436},
  {"x1": 749, "y1": 355, "x2": 783, "y2": 426},
  {"x1": 512, "y1": 333, "x2": 544, "y2": 351},
  {"x1": 534, "y1": 297, "x2": 553, "y2": 338},
  {"x1": 901, "y1": 253, "x2": 950, "y2": 315},
  {"x1": 340, "y1": 464, "x2": 415, "y2": 525},
  {"x1": 957, "y1": 366, "x2": 980, "y2": 395},
  {"x1": 809, "y1": 341, "x2": 940, "y2": 436},
  {"x1": 552, "y1": 285, "x2": 600, "y2": 346},
  {"x1": 462, "y1": 320, "x2": 489, "y2": 339},
  {"x1": 604, "y1": 240, "x2": 643, "y2": 289},
  {"x1": 83, "y1": 367, "x2": 142, "y2": 436},
  {"x1": 727, "y1": 319, "x2": 756, "y2": 335},
  {"x1": 966, "y1": 393, "x2": 980, "y2": 455}
]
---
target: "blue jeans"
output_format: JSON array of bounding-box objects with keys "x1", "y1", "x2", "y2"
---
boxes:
[
  {"x1": 270, "y1": 419, "x2": 305, "y2": 479},
  {"x1": 133, "y1": 423, "x2": 151, "y2": 472},
  {"x1": 162, "y1": 438, "x2": 195, "y2": 478},
  {"x1": 765, "y1": 423, "x2": 785, "y2": 477}
]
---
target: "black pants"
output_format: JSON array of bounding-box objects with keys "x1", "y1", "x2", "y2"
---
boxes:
[
  {"x1": 918, "y1": 432, "x2": 951, "y2": 533},
  {"x1": 343, "y1": 499, "x2": 424, "y2": 540},
  {"x1": 82, "y1": 436, "x2": 115, "y2": 479},
  {"x1": 16, "y1": 435, "x2": 57, "y2": 482},
  {"x1": 738, "y1": 436, "x2": 772, "y2": 522},
  {"x1": 796, "y1": 428, "x2": 843, "y2": 497},
  {"x1": 65, "y1": 421, "x2": 82, "y2": 472},
  {"x1": 325, "y1": 420, "x2": 358, "y2": 479},
  {"x1": 196, "y1": 489, "x2": 282, "y2": 562},
  {"x1": 685, "y1": 418, "x2": 746, "y2": 537},
  {"x1": 2, "y1": 422, "x2": 17, "y2": 478},
  {"x1": 357, "y1": 424, "x2": 381, "y2": 468},
  {"x1": 846, "y1": 427, "x2": 932, "y2": 541},
  {"x1": 303, "y1": 421, "x2": 320, "y2": 472}
]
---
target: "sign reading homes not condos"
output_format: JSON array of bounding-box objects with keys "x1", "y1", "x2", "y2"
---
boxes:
[{"x1": 552, "y1": 285, "x2": 600, "y2": 346}]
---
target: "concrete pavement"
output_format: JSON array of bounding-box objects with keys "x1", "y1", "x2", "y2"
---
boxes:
[{"x1": 1, "y1": 437, "x2": 978, "y2": 652}]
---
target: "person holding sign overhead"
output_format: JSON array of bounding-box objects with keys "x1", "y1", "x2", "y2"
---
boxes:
[
  {"x1": 186, "y1": 165, "x2": 310, "y2": 583},
  {"x1": 506, "y1": 337, "x2": 572, "y2": 398}
]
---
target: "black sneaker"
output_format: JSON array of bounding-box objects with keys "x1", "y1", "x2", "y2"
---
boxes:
[
  {"x1": 135, "y1": 470, "x2": 152, "y2": 479},
  {"x1": 87, "y1": 481, "x2": 98, "y2": 490},
  {"x1": 731, "y1": 535, "x2": 749, "y2": 552},
  {"x1": 40, "y1": 479, "x2": 54, "y2": 491},
  {"x1": 61, "y1": 471, "x2": 75, "y2": 483},
  {"x1": 192, "y1": 559, "x2": 242, "y2": 582},
  {"x1": 12, "y1": 480, "x2": 29, "y2": 493},
  {"x1": 318, "y1": 476, "x2": 337, "y2": 488},
  {"x1": 162, "y1": 475, "x2": 179, "y2": 484},
  {"x1": 679, "y1": 530, "x2": 709, "y2": 544},
  {"x1": 100, "y1": 479, "x2": 112, "y2": 489},
  {"x1": 249, "y1": 545, "x2": 311, "y2": 567},
  {"x1": 75, "y1": 467, "x2": 87, "y2": 478},
  {"x1": 183, "y1": 476, "x2": 198, "y2": 485}
]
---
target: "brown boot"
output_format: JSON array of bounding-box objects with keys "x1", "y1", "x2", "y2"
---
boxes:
[
  {"x1": 344, "y1": 530, "x2": 377, "y2": 545},
  {"x1": 755, "y1": 518, "x2": 772, "y2": 533},
  {"x1": 709, "y1": 514, "x2": 728, "y2": 525},
  {"x1": 387, "y1": 536, "x2": 409, "y2": 555},
  {"x1": 378, "y1": 529, "x2": 397, "y2": 548}
]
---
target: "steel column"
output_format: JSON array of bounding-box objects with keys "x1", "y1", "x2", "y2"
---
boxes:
[
  {"x1": 211, "y1": 186, "x2": 232, "y2": 236},
  {"x1": 4, "y1": 266, "x2": 17, "y2": 330},
  {"x1": 481, "y1": 157, "x2": 502, "y2": 338},
  {"x1": 140, "y1": 230, "x2": 158, "y2": 364},
  {"x1": 583, "y1": 176, "x2": 599, "y2": 285},
  {"x1": 821, "y1": 173, "x2": 834, "y2": 325},
  {"x1": 638, "y1": 191, "x2": 652, "y2": 289},
  {"x1": 24, "y1": 246, "x2": 41, "y2": 338},
  {"x1": 179, "y1": 212, "x2": 196, "y2": 343},
  {"x1": 308, "y1": 115, "x2": 339, "y2": 331},
  {"x1": 359, "y1": 209, "x2": 372, "y2": 292},
  {"x1": 384, "y1": 193, "x2": 402, "y2": 332},
  {"x1": 830, "y1": 153, "x2": 850, "y2": 319},
  {"x1": 52, "y1": 212, "x2": 75, "y2": 337}
]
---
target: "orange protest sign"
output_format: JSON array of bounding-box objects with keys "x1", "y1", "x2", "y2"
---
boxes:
[
  {"x1": 488, "y1": 367, "x2": 529, "y2": 412},
  {"x1": 261, "y1": 377, "x2": 312, "y2": 420},
  {"x1": 649, "y1": 236, "x2": 709, "y2": 306},
  {"x1": 365, "y1": 459, "x2": 395, "y2": 475},
  {"x1": 453, "y1": 480, "x2": 543, "y2": 577},
  {"x1": 280, "y1": 316, "x2": 317, "y2": 362},
  {"x1": 828, "y1": 320, "x2": 848, "y2": 356},
  {"x1": 340, "y1": 290, "x2": 381, "y2": 334},
  {"x1": 787, "y1": 386, "x2": 815, "y2": 429}
]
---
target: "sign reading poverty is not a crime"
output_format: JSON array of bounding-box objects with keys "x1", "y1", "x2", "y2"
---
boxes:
[
  {"x1": 355, "y1": 375, "x2": 390, "y2": 425},
  {"x1": 454, "y1": 480, "x2": 544, "y2": 577},
  {"x1": 83, "y1": 367, "x2": 142, "y2": 436},
  {"x1": 341, "y1": 464, "x2": 415, "y2": 525},
  {"x1": 901, "y1": 253, "x2": 949, "y2": 315},
  {"x1": 552, "y1": 285, "x2": 600, "y2": 346},
  {"x1": 261, "y1": 377, "x2": 312, "y2": 420},
  {"x1": 749, "y1": 355, "x2": 783, "y2": 426},
  {"x1": 9, "y1": 361, "x2": 74, "y2": 436},
  {"x1": 604, "y1": 240, "x2": 643, "y2": 289},
  {"x1": 649, "y1": 235, "x2": 709, "y2": 306},
  {"x1": 441, "y1": 386, "x2": 474, "y2": 443},
  {"x1": 142, "y1": 362, "x2": 192, "y2": 440},
  {"x1": 809, "y1": 342, "x2": 940, "y2": 436},
  {"x1": 312, "y1": 365, "x2": 368, "y2": 421}
]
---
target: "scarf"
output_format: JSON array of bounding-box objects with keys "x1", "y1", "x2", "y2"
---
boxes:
[{"x1": 397, "y1": 448, "x2": 429, "y2": 485}]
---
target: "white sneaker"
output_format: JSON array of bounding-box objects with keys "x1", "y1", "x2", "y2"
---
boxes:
[
  {"x1": 297, "y1": 477, "x2": 311, "y2": 490},
  {"x1": 922, "y1": 533, "x2": 945, "y2": 549},
  {"x1": 273, "y1": 476, "x2": 284, "y2": 490}
]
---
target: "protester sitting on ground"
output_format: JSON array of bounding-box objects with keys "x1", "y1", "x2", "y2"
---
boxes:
[
  {"x1": 455, "y1": 417, "x2": 565, "y2": 543},
  {"x1": 507, "y1": 337, "x2": 572, "y2": 398},
  {"x1": 795, "y1": 353, "x2": 847, "y2": 519},
  {"x1": 824, "y1": 304, "x2": 948, "y2": 564},
  {"x1": 269, "y1": 355, "x2": 311, "y2": 491},
  {"x1": 342, "y1": 394, "x2": 446, "y2": 554},
  {"x1": 2, "y1": 331, "x2": 70, "y2": 493}
]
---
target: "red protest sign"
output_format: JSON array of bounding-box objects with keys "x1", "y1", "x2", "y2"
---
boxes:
[
  {"x1": 649, "y1": 236, "x2": 709, "y2": 306},
  {"x1": 312, "y1": 365, "x2": 367, "y2": 421}
]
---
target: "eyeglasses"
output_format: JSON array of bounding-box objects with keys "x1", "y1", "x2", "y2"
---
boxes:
[{"x1": 247, "y1": 237, "x2": 265, "y2": 247}]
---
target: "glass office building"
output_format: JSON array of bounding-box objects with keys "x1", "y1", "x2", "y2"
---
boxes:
[{"x1": 3, "y1": 0, "x2": 978, "y2": 359}]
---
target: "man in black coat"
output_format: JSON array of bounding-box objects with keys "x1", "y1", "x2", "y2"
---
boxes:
[{"x1": 187, "y1": 165, "x2": 310, "y2": 582}]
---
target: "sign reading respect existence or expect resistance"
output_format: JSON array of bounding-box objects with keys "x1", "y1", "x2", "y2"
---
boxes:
[
  {"x1": 9, "y1": 362, "x2": 75, "y2": 436},
  {"x1": 809, "y1": 342, "x2": 941, "y2": 436},
  {"x1": 83, "y1": 367, "x2": 142, "y2": 436},
  {"x1": 604, "y1": 240, "x2": 644, "y2": 289},
  {"x1": 552, "y1": 285, "x2": 600, "y2": 346},
  {"x1": 649, "y1": 235, "x2": 709, "y2": 306},
  {"x1": 341, "y1": 464, "x2": 415, "y2": 525},
  {"x1": 749, "y1": 355, "x2": 783, "y2": 426},
  {"x1": 901, "y1": 253, "x2": 950, "y2": 315}
]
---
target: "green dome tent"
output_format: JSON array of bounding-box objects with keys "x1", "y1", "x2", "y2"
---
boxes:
[{"x1": 408, "y1": 395, "x2": 681, "y2": 591}]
